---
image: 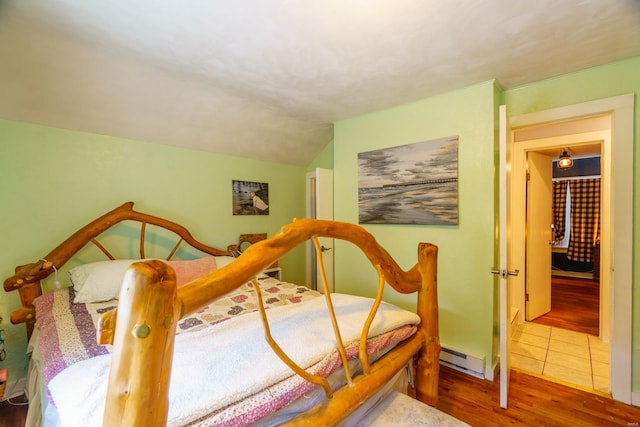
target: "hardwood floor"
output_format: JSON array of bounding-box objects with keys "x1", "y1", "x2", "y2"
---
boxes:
[
  {"x1": 437, "y1": 365, "x2": 640, "y2": 426},
  {"x1": 0, "y1": 394, "x2": 27, "y2": 427},
  {"x1": 531, "y1": 275, "x2": 599, "y2": 336},
  {"x1": 3, "y1": 367, "x2": 640, "y2": 426}
]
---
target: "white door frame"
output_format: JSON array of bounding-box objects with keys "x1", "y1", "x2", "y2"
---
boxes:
[
  {"x1": 509, "y1": 93, "x2": 634, "y2": 404},
  {"x1": 305, "y1": 168, "x2": 334, "y2": 292},
  {"x1": 512, "y1": 133, "x2": 608, "y2": 333}
]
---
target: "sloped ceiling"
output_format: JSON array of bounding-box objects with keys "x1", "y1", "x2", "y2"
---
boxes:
[{"x1": 1, "y1": 1, "x2": 639, "y2": 165}]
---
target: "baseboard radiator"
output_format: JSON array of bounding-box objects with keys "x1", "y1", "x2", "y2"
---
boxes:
[{"x1": 440, "y1": 345, "x2": 486, "y2": 378}]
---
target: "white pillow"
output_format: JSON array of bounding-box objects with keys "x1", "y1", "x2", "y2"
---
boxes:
[
  {"x1": 70, "y1": 257, "x2": 219, "y2": 303},
  {"x1": 70, "y1": 259, "x2": 140, "y2": 303}
]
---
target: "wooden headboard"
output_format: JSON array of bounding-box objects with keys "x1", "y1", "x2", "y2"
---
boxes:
[{"x1": 3, "y1": 201, "x2": 231, "y2": 339}]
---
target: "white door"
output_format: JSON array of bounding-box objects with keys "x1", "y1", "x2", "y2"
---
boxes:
[
  {"x1": 525, "y1": 152, "x2": 553, "y2": 320},
  {"x1": 306, "y1": 168, "x2": 334, "y2": 293},
  {"x1": 497, "y1": 105, "x2": 518, "y2": 408}
]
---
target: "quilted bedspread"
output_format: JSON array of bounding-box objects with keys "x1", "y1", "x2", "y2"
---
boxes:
[
  {"x1": 33, "y1": 278, "x2": 321, "y2": 386},
  {"x1": 34, "y1": 278, "x2": 419, "y2": 426}
]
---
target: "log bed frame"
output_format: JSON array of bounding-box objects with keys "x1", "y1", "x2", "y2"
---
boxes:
[{"x1": 4, "y1": 201, "x2": 440, "y2": 426}]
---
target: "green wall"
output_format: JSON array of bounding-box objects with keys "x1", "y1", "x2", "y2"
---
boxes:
[
  {"x1": 307, "y1": 139, "x2": 334, "y2": 171},
  {"x1": 0, "y1": 120, "x2": 306, "y2": 395},
  {"x1": 332, "y1": 56, "x2": 639, "y2": 390},
  {"x1": 504, "y1": 56, "x2": 640, "y2": 392},
  {"x1": 333, "y1": 81, "x2": 498, "y2": 371}
]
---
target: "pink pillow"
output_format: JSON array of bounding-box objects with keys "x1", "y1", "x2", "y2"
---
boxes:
[{"x1": 167, "y1": 257, "x2": 217, "y2": 287}]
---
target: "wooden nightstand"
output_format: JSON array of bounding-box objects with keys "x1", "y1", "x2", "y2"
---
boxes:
[{"x1": 262, "y1": 267, "x2": 282, "y2": 281}]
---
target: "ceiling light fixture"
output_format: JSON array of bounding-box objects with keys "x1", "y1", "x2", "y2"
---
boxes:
[{"x1": 558, "y1": 150, "x2": 573, "y2": 169}]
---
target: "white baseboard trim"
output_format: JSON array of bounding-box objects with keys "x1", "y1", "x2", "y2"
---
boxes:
[
  {"x1": 485, "y1": 359, "x2": 499, "y2": 381},
  {"x1": 440, "y1": 345, "x2": 485, "y2": 378},
  {"x1": 2, "y1": 378, "x2": 26, "y2": 401},
  {"x1": 440, "y1": 359, "x2": 497, "y2": 381},
  {"x1": 440, "y1": 360, "x2": 484, "y2": 379}
]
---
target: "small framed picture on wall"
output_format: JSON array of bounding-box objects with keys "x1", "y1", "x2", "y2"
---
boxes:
[{"x1": 232, "y1": 180, "x2": 269, "y2": 215}]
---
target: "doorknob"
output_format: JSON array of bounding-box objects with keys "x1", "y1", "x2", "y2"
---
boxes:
[
  {"x1": 490, "y1": 268, "x2": 520, "y2": 278},
  {"x1": 320, "y1": 246, "x2": 332, "y2": 252}
]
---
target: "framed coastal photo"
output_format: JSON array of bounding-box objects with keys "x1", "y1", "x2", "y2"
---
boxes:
[
  {"x1": 232, "y1": 180, "x2": 269, "y2": 215},
  {"x1": 358, "y1": 136, "x2": 459, "y2": 225}
]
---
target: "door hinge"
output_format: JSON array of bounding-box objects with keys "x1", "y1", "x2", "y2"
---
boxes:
[
  {"x1": 526, "y1": 171, "x2": 531, "y2": 181},
  {"x1": 525, "y1": 293, "x2": 529, "y2": 302}
]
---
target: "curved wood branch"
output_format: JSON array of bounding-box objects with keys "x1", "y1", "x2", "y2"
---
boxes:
[
  {"x1": 4, "y1": 202, "x2": 231, "y2": 339},
  {"x1": 178, "y1": 218, "x2": 423, "y2": 315},
  {"x1": 4, "y1": 202, "x2": 230, "y2": 292},
  {"x1": 253, "y1": 278, "x2": 333, "y2": 398},
  {"x1": 283, "y1": 332, "x2": 426, "y2": 426}
]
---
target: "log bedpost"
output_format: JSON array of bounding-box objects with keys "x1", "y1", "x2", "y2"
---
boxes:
[
  {"x1": 414, "y1": 242, "x2": 440, "y2": 406},
  {"x1": 102, "y1": 260, "x2": 180, "y2": 427}
]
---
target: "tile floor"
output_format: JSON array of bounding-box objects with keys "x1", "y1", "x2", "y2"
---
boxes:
[{"x1": 510, "y1": 322, "x2": 610, "y2": 394}]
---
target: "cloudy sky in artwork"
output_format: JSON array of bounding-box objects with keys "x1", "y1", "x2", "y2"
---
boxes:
[{"x1": 358, "y1": 136, "x2": 458, "y2": 188}]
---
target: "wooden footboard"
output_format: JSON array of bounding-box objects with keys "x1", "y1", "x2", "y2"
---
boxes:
[
  {"x1": 4, "y1": 202, "x2": 439, "y2": 426},
  {"x1": 99, "y1": 219, "x2": 439, "y2": 426}
]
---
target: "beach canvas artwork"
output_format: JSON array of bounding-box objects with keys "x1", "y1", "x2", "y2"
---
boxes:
[{"x1": 358, "y1": 136, "x2": 459, "y2": 225}]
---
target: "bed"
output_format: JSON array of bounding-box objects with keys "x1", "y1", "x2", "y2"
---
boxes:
[{"x1": 4, "y1": 201, "x2": 453, "y2": 426}]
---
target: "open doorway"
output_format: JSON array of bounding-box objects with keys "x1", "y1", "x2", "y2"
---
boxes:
[
  {"x1": 510, "y1": 114, "x2": 611, "y2": 340},
  {"x1": 531, "y1": 152, "x2": 601, "y2": 337},
  {"x1": 502, "y1": 93, "x2": 634, "y2": 406},
  {"x1": 510, "y1": 116, "x2": 611, "y2": 395},
  {"x1": 305, "y1": 168, "x2": 334, "y2": 292}
]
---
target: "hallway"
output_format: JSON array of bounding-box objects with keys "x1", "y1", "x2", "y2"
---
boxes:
[{"x1": 531, "y1": 275, "x2": 599, "y2": 336}]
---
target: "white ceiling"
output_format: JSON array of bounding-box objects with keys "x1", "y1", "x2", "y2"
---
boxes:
[{"x1": 1, "y1": 1, "x2": 639, "y2": 166}]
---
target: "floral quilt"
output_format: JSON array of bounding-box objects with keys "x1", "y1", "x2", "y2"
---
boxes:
[{"x1": 33, "y1": 277, "x2": 321, "y2": 385}]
